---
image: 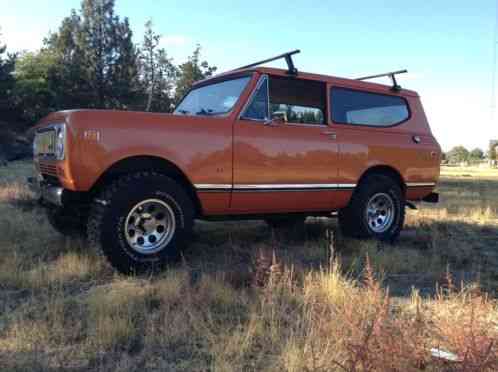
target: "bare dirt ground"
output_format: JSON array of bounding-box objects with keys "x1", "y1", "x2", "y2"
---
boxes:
[{"x1": 0, "y1": 162, "x2": 497, "y2": 371}]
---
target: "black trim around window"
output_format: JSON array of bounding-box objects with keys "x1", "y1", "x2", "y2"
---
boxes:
[
  {"x1": 240, "y1": 74, "x2": 328, "y2": 126},
  {"x1": 329, "y1": 87, "x2": 412, "y2": 128},
  {"x1": 239, "y1": 74, "x2": 270, "y2": 122}
]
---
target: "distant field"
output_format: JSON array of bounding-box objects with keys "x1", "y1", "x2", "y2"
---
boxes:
[
  {"x1": 441, "y1": 165, "x2": 498, "y2": 179},
  {"x1": 0, "y1": 162, "x2": 497, "y2": 371}
]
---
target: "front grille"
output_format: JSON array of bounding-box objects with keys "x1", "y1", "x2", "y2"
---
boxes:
[{"x1": 39, "y1": 163, "x2": 57, "y2": 177}]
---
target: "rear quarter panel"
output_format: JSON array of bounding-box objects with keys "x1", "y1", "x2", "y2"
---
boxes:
[{"x1": 329, "y1": 86, "x2": 441, "y2": 202}]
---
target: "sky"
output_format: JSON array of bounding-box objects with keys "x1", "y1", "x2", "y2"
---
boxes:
[{"x1": 1, "y1": 0, "x2": 497, "y2": 151}]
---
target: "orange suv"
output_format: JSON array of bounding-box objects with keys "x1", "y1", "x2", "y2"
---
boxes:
[{"x1": 29, "y1": 50, "x2": 441, "y2": 273}]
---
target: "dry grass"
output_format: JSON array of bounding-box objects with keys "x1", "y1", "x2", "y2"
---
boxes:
[{"x1": 0, "y1": 160, "x2": 497, "y2": 371}]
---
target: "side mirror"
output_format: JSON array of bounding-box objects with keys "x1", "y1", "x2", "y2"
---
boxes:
[
  {"x1": 272, "y1": 111, "x2": 287, "y2": 122},
  {"x1": 264, "y1": 116, "x2": 285, "y2": 126},
  {"x1": 264, "y1": 111, "x2": 286, "y2": 126}
]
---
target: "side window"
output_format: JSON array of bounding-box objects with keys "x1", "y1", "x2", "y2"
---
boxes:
[
  {"x1": 331, "y1": 88, "x2": 409, "y2": 127},
  {"x1": 270, "y1": 104, "x2": 324, "y2": 125},
  {"x1": 241, "y1": 76, "x2": 269, "y2": 121},
  {"x1": 241, "y1": 75, "x2": 327, "y2": 125},
  {"x1": 270, "y1": 76, "x2": 326, "y2": 125}
]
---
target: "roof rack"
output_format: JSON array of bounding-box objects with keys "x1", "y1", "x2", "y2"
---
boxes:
[
  {"x1": 235, "y1": 50, "x2": 301, "y2": 75},
  {"x1": 356, "y1": 69, "x2": 408, "y2": 91}
]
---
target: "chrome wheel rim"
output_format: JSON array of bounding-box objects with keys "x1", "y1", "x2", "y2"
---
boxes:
[
  {"x1": 366, "y1": 192, "x2": 395, "y2": 233},
  {"x1": 124, "y1": 199, "x2": 176, "y2": 254}
]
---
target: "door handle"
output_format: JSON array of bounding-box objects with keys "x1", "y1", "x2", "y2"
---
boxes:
[{"x1": 321, "y1": 131, "x2": 337, "y2": 139}]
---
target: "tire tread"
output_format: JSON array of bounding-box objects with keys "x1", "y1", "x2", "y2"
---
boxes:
[{"x1": 87, "y1": 171, "x2": 193, "y2": 273}]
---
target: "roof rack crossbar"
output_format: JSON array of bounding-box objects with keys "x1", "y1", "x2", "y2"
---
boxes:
[
  {"x1": 356, "y1": 69, "x2": 408, "y2": 91},
  {"x1": 236, "y1": 49, "x2": 300, "y2": 75}
]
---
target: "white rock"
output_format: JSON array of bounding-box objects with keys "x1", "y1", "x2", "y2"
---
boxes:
[{"x1": 430, "y1": 348, "x2": 461, "y2": 362}]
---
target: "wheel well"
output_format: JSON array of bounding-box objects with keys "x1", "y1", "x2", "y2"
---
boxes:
[
  {"x1": 90, "y1": 156, "x2": 203, "y2": 216},
  {"x1": 357, "y1": 165, "x2": 406, "y2": 195}
]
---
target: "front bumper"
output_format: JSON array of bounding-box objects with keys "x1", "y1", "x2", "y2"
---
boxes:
[{"x1": 27, "y1": 176, "x2": 64, "y2": 207}]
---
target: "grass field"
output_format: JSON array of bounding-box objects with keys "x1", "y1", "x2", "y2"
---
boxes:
[{"x1": 0, "y1": 162, "x2": 497, "y2": 371}]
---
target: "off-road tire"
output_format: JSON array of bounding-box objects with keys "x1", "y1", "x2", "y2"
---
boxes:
[
  {"x1": 265, "y1": 215, "x2": 306, "y2": 229},
  {"x1": 338, "y1": 175, "x2": 405, "y2": 241},
  {"x1": 47, "y1": 207, "x2": 87, "y2": 237},
  {"x1": 87, "y1": 172, "x2": 194, "y2": 274}
]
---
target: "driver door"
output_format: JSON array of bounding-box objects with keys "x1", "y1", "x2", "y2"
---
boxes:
[{"x1": 231, "y1": 74, "x2": 342, "y2": 214}]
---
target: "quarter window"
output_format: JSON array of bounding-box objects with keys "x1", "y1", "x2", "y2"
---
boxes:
[
  {"x1": 331, "y1": 88, "x2": 409, "y2": 127},
  {"x1": 241, "y1": 76, "x2": 269, "y2": 121}
]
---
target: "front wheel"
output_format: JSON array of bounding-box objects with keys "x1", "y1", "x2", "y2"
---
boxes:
[
  {"x1": 338, "y1": 175, "x2": 405, "y2": 241},
  {"x1": 87, "y1": 172, "x2": 194, "y2": 274}
]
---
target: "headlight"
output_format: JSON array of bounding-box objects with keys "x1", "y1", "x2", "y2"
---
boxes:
[
  {"x1": 33, "y1": 123, "x2": 66, "y2": 159},
  {"x1": 54, "y1": 124, "x2": 66, "y2": 160}
]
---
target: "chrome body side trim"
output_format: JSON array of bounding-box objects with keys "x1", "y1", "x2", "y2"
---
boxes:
[
  {"x1": 406, "y1": 182, "x2": 436, "y2": 187},
  {"x1": 195, "y1": 184, "x2": 233, "y2": 190},
  {"x1": 195, "y1": 183, "x2": 357, "y2": 192},
  {"x1": 234, "y1": 183, "x2": 355, "y2": 190}
]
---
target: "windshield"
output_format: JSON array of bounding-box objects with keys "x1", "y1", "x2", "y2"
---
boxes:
[{"x1": 174, "y1": 76, "x2": 251, "y2": 116}]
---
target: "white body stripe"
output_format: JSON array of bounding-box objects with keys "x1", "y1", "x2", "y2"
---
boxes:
[
  {"x1": 195, "y1": 182, "x2": 434, "y2": 193},
  {"x1": 195, "y1": 183, "x2": 357, "y2": 190},
  {"x1": 195, "y1": 184, "x2": 232, "y2": 190},
  {"x1": 406, "y1": 182, "x2": 436, "y2": 187},
  {"x1": 235, "y1": 184, "x2": 343, "y2": 189}
]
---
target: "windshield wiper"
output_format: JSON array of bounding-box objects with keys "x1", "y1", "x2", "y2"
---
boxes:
[
  {"x1": 195, "y1": 109, "x2": 225, "y2": 116},
  {"x1": 196, "y1": 108, "x2": 211, "y2": 116}
]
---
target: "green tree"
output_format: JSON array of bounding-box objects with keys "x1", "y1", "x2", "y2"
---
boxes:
[
  {"x1": 468, "y1": 148, "x2": 484, "y2": 162},
  {"x1": 175, "y1": 45, "x2": 217, "y2": 103},
  {"x1": 109, "y1": 17, "x2": 141, "y2": 109},
  {"x1": 44, "y1": 10, "x2": 93, "y2": 109},
  {"x1": 12, "y1": 50, "x2": 57, "y2": 122},
  {"x1": 79, "y1": 0, "x2": 139, "y2": 108},
  {"x1": 489, "y1": 141, "x2": 497, "y2": 162},
  {"x1": 0, "y1": 28, "x2": 16, "y2": 119},
  {"x1": 43, "y1": 0, "x2": 141, "y2": 110},
  {"x1": 140, "y1": 20, "x2": 177, "y2": 112},
  {"x1": 446, "y1": 145, "x2": 469, "y2": 164}
]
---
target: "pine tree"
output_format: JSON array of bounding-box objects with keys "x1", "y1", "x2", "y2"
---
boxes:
[
  {"x1": 44, "y1": 10, "x2": 91, "y2": 109},
  {"x1": 175, "y1": 45, "x2": 217, "y2": 103},
  {"x1": 77, "y1": 0, "x2": 139, "y2": 108},
  {"x1": 0, "y1": 28, "x2": 16, "y2": 118},
  {"x1": 79, "y1": 0, "x2": 114, "y2": 107},
  {"x1": 140, "y1": 20, "x2": 176, "y2": 112},
  {"x1": 109, "y1": 17, "x2": 140, "y2": 109}
]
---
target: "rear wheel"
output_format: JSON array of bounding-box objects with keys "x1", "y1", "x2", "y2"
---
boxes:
[
  {"x1": 338, "y1": 175, "x2": 405, "y2": 241},
  {"x1": 88, "y1": 172, "x2": 194, "y2": 274}
]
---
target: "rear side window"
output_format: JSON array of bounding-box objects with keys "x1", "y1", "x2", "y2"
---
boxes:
[{"x1": 331, "y1": 88, "x2": 409, "y2": 127}]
